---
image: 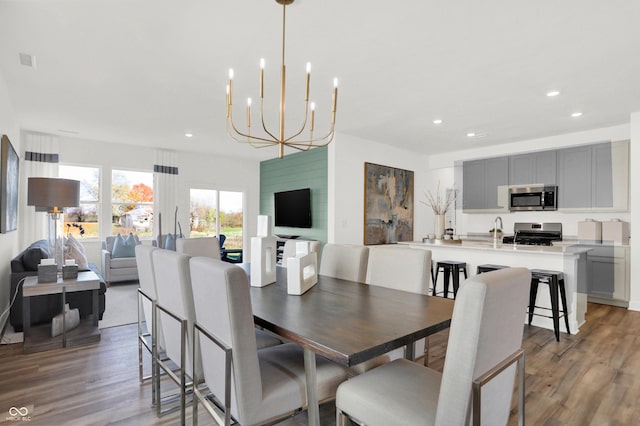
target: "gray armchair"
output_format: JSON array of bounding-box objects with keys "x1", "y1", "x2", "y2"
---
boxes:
[{"x1": 101, "y1": 234, "x2": 140, "y2": 285}]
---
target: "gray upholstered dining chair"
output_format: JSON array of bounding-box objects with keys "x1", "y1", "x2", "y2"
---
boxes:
[
  {"x1": 151, "y1": 249, "x2": 198, "y2": 424},
  {"x1": 336, "y1": 267, "x2": 530, "y2": 426},
  {"x1": 319, "y1": 243, "x2": 369, "y2": 282},
  {"x1": 189, "y1": 256, "x2": 351, "y2": 425},
  {"x1": 365, "y1": 246, "x2": 432, "y2": 364},
  {"x1": 134, "y1": 244, "x2": 165, "y2": 390},
  {"x1": 175, "y1": 236, "x2": 221, "y2": 259}
]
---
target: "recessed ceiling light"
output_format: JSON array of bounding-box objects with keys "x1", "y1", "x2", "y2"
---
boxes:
[
  {"x1": 571, "y1": 112, "x2": 583, "y2": 118},
  {"x1": 466, "y1": 132, "x2": 476, "y2": 137},
  {"x1": 546, "y1": 90, "x2": 560, "y2": 97},
  {"x1": 185, "y1": 133, "x2": 193, "y2": 138},
  {"x1": 433, "y1": 119, "x2": 443, "y2": 125}
]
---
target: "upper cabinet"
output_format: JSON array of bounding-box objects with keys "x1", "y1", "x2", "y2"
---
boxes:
[
  {"x1": 556, "y1": 141, "x2": 628, "y2": 211},
  {"x1": 462, "y1": 156, "x2": 509, "y2": 211},
  {"x1": 557, "y1": 144, "x2": 594, "y2": 208},
  {"x1": 462, "y1": 140, "x2": 629, "y2": 213},
  {"x1": 508, "y1": 150, "x2": 557, "y2": 185}
]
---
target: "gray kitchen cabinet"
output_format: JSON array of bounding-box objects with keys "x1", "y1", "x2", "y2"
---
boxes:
[
  {"x1": 592, "y1": 143, "x2": 614, "y2": 208},
  {"x1": 557, "y1": 145, "x2": 593, "y2": 208},
  {"x1": 462, "y1": 140, "x2": 628, "y2": 213},
  {"x1": 462, "y1": 159, "x2": 485, "y2": 210},
  {"x1": 462, "y1": 156, "x2": 508, "y2": 211},
  {"x1": 557, "y1": 141, "x2": 626, "y2": 210},
  {"x1": 585, "y1": 245, "x2": 629, "y2": 307},
  {"x1": 508, "y1": 150, "x2": 557, "y2": 185}
]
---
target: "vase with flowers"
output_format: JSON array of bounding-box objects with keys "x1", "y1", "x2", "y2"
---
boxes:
[{"x1": 421, "y1": 181, "x2": 454, "y2": 239}]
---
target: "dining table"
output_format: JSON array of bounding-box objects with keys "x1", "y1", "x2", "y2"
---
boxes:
[{"x1": 242, "y1": 265, "x2": 455, "y2": 426}]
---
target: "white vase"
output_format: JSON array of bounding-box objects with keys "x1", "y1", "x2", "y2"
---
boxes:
[{"x1": 434, "y1": 214, "x2": 446, "y2": 239}]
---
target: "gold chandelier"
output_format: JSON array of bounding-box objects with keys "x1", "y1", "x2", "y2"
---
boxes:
[{"x1": 226, "y1": 0, "x2": 338, "y2": 159}]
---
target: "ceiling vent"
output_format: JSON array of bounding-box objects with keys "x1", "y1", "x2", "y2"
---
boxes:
[{"x1": 19, "y1": 53, "x2": 36, "y2": 68}]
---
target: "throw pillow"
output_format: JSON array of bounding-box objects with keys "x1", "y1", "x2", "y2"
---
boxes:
[
  {"x1": 22, "y1": 246, "x2": 49, "y2": 271},
  {"x1": 64, "y1": 234, "x2": 89, "y2": 269},
  {"x1": 164, "y1": 234, "x2": 176, "y2": 251},
  {"x1": 111, "y1": 233, "x2": 137, "y2": 258}
]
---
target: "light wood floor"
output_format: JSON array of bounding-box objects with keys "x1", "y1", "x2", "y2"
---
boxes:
[{"x1": 1, "y1": 302, "x2": 639, "y2": 425}]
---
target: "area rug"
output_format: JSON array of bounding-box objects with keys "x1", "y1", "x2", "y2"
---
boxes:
[{"x1": 99, "y1": 282, "x2": 139, "y2": 329}]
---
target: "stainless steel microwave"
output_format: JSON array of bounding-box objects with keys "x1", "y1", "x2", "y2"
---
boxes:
[{"x1": 509, "y1": 185, "x2": 558, "y2": 211}]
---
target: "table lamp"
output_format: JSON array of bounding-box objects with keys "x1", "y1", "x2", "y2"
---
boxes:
[{"x1": 27, "y1": 177, "x2": 80, "y2": 269}]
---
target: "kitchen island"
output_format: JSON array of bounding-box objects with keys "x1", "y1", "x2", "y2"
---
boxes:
[{"x1": 399, "y1": 240, "x2": 590, "y2": 335}]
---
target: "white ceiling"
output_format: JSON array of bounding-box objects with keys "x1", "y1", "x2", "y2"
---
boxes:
[{"x1": 1, "y1": 0, "x2": 639, "y2": 161}]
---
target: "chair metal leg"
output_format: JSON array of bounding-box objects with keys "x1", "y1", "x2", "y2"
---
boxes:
[
  {"x1": 527, "y1": 279, "x2": 539, "y2": 325},
  {"x1": 549, "y1": 277, "x2": 560, "y2": 342},
  {"x1": 558, "y1": 278, "x2": 570, "y2": 335}
]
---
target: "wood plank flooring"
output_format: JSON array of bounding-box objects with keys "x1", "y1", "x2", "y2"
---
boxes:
[{"x1": 0, "y1": 302, "x2": 639, "y2": 425}]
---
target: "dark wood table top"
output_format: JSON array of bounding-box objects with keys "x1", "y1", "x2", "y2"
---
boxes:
[{"x1": 247, "y1": 267, "x2": 455, "y2": 367}]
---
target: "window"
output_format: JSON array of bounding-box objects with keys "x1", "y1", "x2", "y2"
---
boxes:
[
  {"x1": 220, "y1": 191, "x2": 243, "y2": 249},
  {"x1": 189, "y1": 189, "x2": 243, "y2": 249},
  {"x1": 112, "y1": 169, "x2": 154, "y2": 237},
  {"x1": 59, "y1": 165, "x2": 100, "y2": 238}
]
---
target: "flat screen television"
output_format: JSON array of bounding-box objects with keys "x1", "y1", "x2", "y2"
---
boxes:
[{"x1": 274, "y1": 188, "x2": 312, "y2": 228}]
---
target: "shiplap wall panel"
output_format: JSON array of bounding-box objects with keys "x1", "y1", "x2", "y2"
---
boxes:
[{"x1": 260, "y1": 147, "x2": 328, "y2": 244}]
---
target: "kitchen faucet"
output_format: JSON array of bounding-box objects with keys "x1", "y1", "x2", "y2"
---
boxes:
[{"x1": 493, "y1": 216, "x2": 503, "y2": 247}]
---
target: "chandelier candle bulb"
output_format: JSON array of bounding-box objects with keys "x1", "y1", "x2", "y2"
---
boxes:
[
  {"x1": 247, "y1": 98, "x2": 252, "y2": 128},
  {"x1": 305, "y1": 62, "x2": 311, "y2": 101},
  {"x1": 260, "y1": 58, "x2": 265, "y2": 98},
  {"x1": 310, "y1": 102, "x2": 315, "y2": 131},
  {"x1": 332, "y1": 78, "x2": 338, "y2": 113}
]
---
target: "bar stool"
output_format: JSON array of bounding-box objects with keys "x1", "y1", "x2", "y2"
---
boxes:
[
  {"x1": 528, "y1": 269, "x2": 570, "y2": 342},
  {"x1": 433, "y1": 261, "x2": 467, "y2": 299},
  {"x1": 476, "y1": 264, "x2": 508, "y2": 274}
]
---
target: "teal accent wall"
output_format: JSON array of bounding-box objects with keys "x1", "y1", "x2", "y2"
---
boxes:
[{"x1": 260, "y1": 147, "x2": 328, "y2": 244}]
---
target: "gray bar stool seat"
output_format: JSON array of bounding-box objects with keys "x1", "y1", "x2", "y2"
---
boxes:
[
  {"x1": 433, "y1": 261, "x2": 467, "y2": 299},
  {"x1": 528, "y1": 269, "x2": 570, "y2": 341}
]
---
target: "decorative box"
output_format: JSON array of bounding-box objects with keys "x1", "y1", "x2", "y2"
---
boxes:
[
  {"x1": 37, "y1": 264, "x2": 58, "y2": 283},
  {"x1": 602, "y1": 220, "x2": 630, "y2": 245},
  {"x1": 62, "y1": 264, "x2": 79, "y2": 280},
  {"x1": 578, "y1": 219, "x2": 602, "y2": 243}
]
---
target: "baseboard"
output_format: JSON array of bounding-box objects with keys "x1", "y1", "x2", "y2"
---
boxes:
[{"x1": 627, "y1": 300, "x2": 640, "y2": 312}]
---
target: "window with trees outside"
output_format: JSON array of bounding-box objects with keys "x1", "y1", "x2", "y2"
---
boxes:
[
  {"x1": 112, "y1": 169, "x2": 154, "y2": 237},
  {"x1": 190, "y1": 189, "x2": 243, "y2": 256},
  {"x1": 59, "y1": 165, "x2": 100, "y2": 238}
]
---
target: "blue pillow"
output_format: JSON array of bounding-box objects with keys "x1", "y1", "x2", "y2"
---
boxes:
[
  {"x1": 111, "y1": 234, "x2": 137, "y2": 258},
  {"x1": 164, "y1": 234, "x2": 176, "y2": 251}
]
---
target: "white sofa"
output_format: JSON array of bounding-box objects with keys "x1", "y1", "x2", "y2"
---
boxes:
[{"x1": 101, "y1": 235, "x2": 140, "y2": 285}]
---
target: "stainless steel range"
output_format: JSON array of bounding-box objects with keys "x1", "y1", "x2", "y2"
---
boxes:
[{"x1": 502, "y1": 222, "x2": 563, "y2": 246}]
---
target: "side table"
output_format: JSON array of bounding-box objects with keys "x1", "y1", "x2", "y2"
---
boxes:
[{"x1": 22, "y1": 270, "x2": 101, "y2": 354}]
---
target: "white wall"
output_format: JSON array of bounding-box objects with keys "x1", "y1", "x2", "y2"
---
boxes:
[
  {"x1": 329, "y1": 133, "x2": 430, "y2": 244},
  {"x1": 0, "y1": 69, "x2": 20, "y2": 331},
  {"x1": 56, "y1": 136, "x2": 260, "y2": 267},
  {"x1": 629, "y1": 112, "x2": 640, "y2": 311}
]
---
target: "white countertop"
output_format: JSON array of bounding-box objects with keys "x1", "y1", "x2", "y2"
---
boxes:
[{"x1": 399, "y1": 240, "x2": 592, "y2": 256}]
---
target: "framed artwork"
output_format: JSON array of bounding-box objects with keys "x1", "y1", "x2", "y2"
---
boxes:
[
  {"x1": 1, "y1": 134, "x2": 19, "y2": 233},
  {"x1": 364, "y1": 162, "x2": 414, "y2": 245}
]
